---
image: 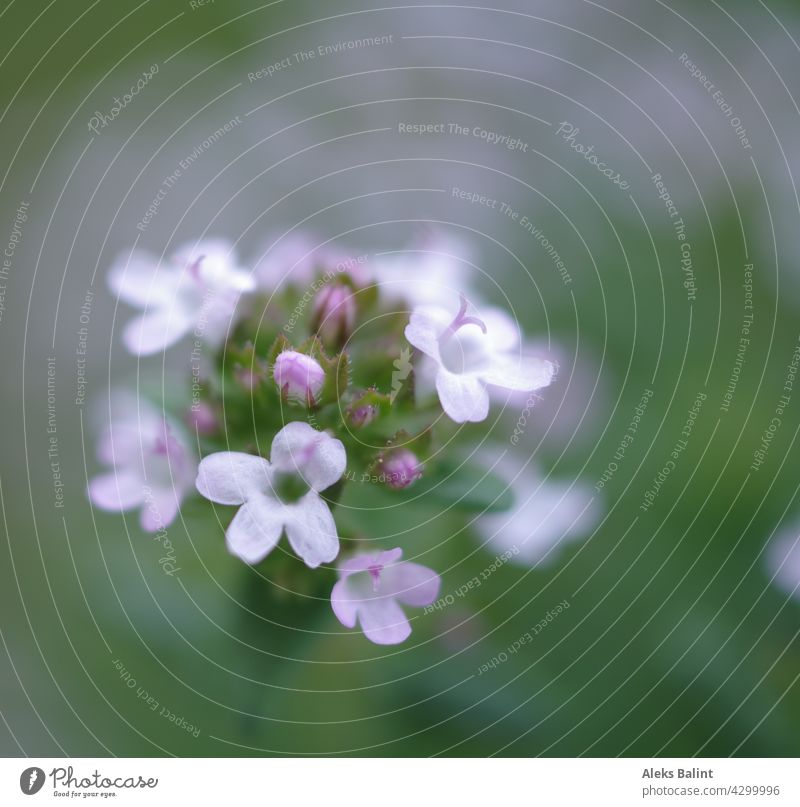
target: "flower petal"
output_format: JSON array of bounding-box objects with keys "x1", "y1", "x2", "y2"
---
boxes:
[
  {"x1": 404, "y1": 305, "x2": 449, "y2": 361},
  {"x1": 108, "y1": 250, "x2": 180, "y2": 308},
  {"x1": 139, "y1": 487, "x2": 181, "y2": 532},
  {"x1": 228, "y1": 269, "x2": 257, "y2": 292},
  {"x1": 225, "y1": 494, "x2": 284, "y2": 564},
  {"x1": 475, "y1": 459, "x2": 598, "y2": 566},
  {"x1": 383, "y1": 562, "x2": 441, "y2": 607},
  {"x1": 481, "y1": 308, "x2": 521, "y2": 352},
  {"x1": 96, "y1": 393, "x2": 165, "y2": 464},
  {"x1": 88, "y1": 471, "x2": 144, "y2": 512},
  {"x1": 357, "y1": 597, "x2": 411, "y2": 645},
  {"x1": 375, "y1": 244, "x2": 472, "y2": 308},
  {"x1": 338, "y1": 547, "x2": 403, "y2": 577},
  {"x1": 481, "y1": 355, "x2": 556, "y2": 392},
  {"x1": 174, "y1": 239, "x2": 256, "y2": 293},
  {"x1": 435, "y1": 369, "x2": 490, "y2": 423},
  {"x1": 270, "y1": 421, "x2": 345, "y2": 492},
  {"x1": 254, "y1": 233, "x2": 325, "y2": 290},
  {"x1": 330, "y1": 578, "x2": 358, "y2": 628},
  {"x1": 122, "y1": 308, "x2": 192, "y2": 356},
  {"x1": 196, "y1": 452, "x2": 272, "y2": 505},
  {"x1": 283, "y1": 491, "x2": 339, "y2": 568}
]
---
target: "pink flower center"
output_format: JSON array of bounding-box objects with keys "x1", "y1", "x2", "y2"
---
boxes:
[
  {"x1": 153, "y1": 423, "x2": 184, "y2": 466},
  {"x1": 367, "y1": 564, "x2": 383, "y2": 592}
]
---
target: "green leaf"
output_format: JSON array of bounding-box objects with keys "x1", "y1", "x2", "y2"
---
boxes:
[
  {"x1": 347, "y1": 387, "x2": 392, "y2": 419},
  {"x1": 265, "y1": 332, "x2": 292, "y2": 365},
  {"x1": 318, "y1": 351, "x2": 350, "y2": 405},
  {"x1": 415, "y1": 458, "x2": 514, "y2": 513}
]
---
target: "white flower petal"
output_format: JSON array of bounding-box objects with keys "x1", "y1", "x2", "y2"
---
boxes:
[
  {"x1": 284, "y1": 491, "x2": 339, "y2": 568},
  {"x1": 173, "y1": 238, "x2": 234, "y2": 273},
  {"x1": 254, "y1": 233, "x2": 324, "y2": 290},
  {"x1": 481, "y1": 355, "x2": 556, "y2": 392},
  {"x1": 481, "y1": 308, "x2": 521, "y2": 352},
  {"x1": 139, "y1": 487, "x2": 181, "y2": 532},
  {"x1": 330, "y1": 578, "x2": 359, "y2": 628},
  {"x1": 108, "y1": 250, "x2": 180, "y2": 309},
  {"x1": 475, "y1": 455, "x2": 599, "y2": 566},
  {"x1": 435, "y1": 369, "x2": 490, "y2": 423},
  {"x1": 122, "y1": 308, "x2": 193, "y2": 356},
  {"x1": 226, "y1": 268, "x2": 257, "y2": 292},
  {"x1": 766, "y1": 531, "x2": 800, "y2": 598},
  {"x1": 270, "y1": 421, "x2": 345, "y2": 492},
  {"x1": 196, "y1": 452, "x2": 272, "y2": 505},
  {"x1": 225, "y1": 494, "x2": 284, "y2": 564},
  {"x1": 97, "y1": 423, "x2": 148, "y2": 467},
  {"x1": 357, "y1": 596, "x2": 411, "y2": 645},
  {"x1": 382, "y1": 562, "x2": 441, "y2": 607},
  {"x1": 404, "y1": 305, "x2": 450, "y2": 361},
  {"x1": 173, "y1": 238, "x2": 255, "y2": 293},
  {"x1": 88, "y1": 471, "x2": 144, "y2": 512}
]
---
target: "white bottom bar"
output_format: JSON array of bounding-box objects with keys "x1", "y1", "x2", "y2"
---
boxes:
[{"x1": 1, "y1": 758, "x2": 796, "y2": 805}]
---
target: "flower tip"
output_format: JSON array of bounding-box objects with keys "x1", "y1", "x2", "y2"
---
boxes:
[
  {"x1": 382, "y1": 449, "x2": 423, "y2": 490},
  {"x1": 273, "y1": 350, "x2": 325, "y2": 405}
]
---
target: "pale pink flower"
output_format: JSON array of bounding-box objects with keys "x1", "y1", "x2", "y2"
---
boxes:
[
  {"x1": 88, "y1": 396, "x2": 195, "y2": 531},
  {"x1": 404, "y1": 294, "x2": 555, "y2": 423},
  {"x1": 109, "y1": 238, "x2": 255, "y2": 355},
  {"x1": 331, "y1": 548, "x2": 440, "y2": 644},
  {"x1": 372, "y1": 233, "x2": 476, "y2": 309},
  {"x1": 475, "y1": 452, "x2": 599, "y2": 566},
  {"x1": 254, "y1": 233, "x2": 369, "y2": 289},
  {"x1": 195, "y1": 422, "x2": 345, "y2": 568}
]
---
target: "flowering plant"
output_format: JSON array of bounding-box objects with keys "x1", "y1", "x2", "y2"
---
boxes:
[{"x1": 89, "y1": 234, "x2": 587, "y2": 646}]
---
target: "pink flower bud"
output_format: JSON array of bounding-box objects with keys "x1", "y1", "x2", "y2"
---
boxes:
[
  {"x1": 234, "y1": 366, "x2": 261, "y2": 391},
  {"x1": 349, "y1": 403, "x2": 377, "y2": 428},
  {"x1": 186, "y1": 401, "x2": 217, "y2": 435},
  {"x1": 273, "y1": 350, "x2": 325, "y2": 405},
  {"x1": 382, "y1": 449, "x2": 422, "y2": 489},
  {"x1": 311, "y1": 283, "x2": 356, "y2": 348}
]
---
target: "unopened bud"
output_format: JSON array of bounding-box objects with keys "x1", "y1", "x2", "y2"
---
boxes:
[
  {"x1": 273, "y1": 350, "x2": 325, "y2": 405},
  {"x1": 382, "y1": 449, "x2": 422, "y2": 489},
  {"x1": 186, "y1": 401, "x2": 217, "y2": 435},
  {"x1": 311, "y1": 283, "x2": 356, "y2": 348},
  {"x1": 349, "y1": 403, "x2": 377, "y2": 428},
  {"x1": 234, "y1": 365, "x2": 261, "y2": 391}
]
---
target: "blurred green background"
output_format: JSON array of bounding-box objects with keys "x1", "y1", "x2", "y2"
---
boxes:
[{"x1": 1, "y1": 0, "x2": 800, "y2": 756}]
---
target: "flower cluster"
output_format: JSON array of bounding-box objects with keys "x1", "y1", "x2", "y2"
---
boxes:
[{"x1": 88, "y1": 233, "x2": 589, "y2": 645}]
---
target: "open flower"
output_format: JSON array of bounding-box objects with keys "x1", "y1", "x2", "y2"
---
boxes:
[
  {"x1": 474, "y1": 451, "x2": 599, "y2": 566},
  {"x1": 372, "y1": 233, "x2": 476, "y2": 309},
  {"x1": 195, "y1": 421, "x2": 345, "y2": 568},
  {"x1": 331, "y1": 548, "x2": 440, "y2": 644},
  {"x1": 87, "y1": 395, "x2": 196, "y2": 532},
  {"x1": 109, "y1": 238, "x2": 255, "y2": 355},
  {"x1": 404, "y1": 294, "x2": 556, "y2": 423},
  {"x1": 254, "y1": 233, "x2": 368, "y2": 290}
]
